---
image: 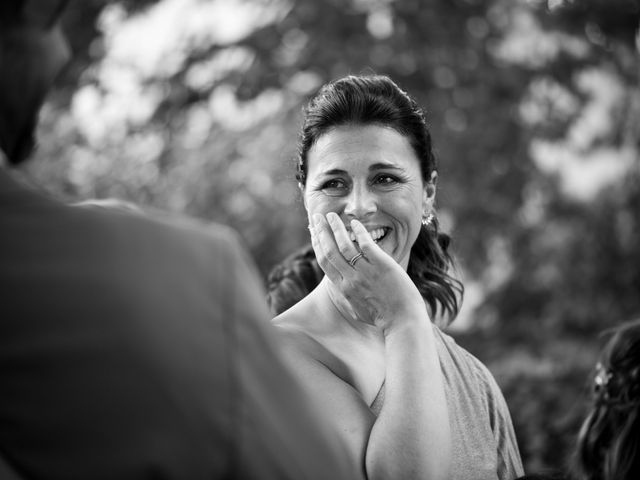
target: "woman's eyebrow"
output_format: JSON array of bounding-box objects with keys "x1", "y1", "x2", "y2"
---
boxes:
[
  {"x1": 369, "y1": 162, "x2": 404, "y2": 171},
  {"x1": 318, "y1": 168, "x2": 348, "y2": 176},
  {"x1": 317, "y1": 163, "x2": 404, "y2": 175}
]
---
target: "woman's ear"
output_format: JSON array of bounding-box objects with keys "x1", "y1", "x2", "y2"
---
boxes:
[
  {"x1": 299, "y1": 183, "x2": 308, "y2": 211},
  {"x1": 428, "y1": 171, "x2": 438, "y2": 196},
  {"x1": 423, "y1": 171, "x2": 437, "y2": 209}
]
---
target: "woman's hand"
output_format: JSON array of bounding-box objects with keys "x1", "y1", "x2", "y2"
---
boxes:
[
  {"x1": 309, "y1": 211, "x2": 451, "y2": 480},
  {"x1": 309, "y1": 212, "x2": 427, "y2": 334}
]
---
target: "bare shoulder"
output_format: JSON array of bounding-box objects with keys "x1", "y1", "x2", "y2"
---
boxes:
[
  {"x1": 272, "y1": 301, "x2": 376, "y2": 472},
  {"x1": 273, "y1": 310, "x2": 328, "y2": 362},
  {"x1": 271, "y1": 305, "x2": 347, "y2": 379}
]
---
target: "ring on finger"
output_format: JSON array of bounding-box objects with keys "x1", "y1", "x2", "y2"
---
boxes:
[{"x1": 348, "y1": 252, "x2": 364, "y2": 267}]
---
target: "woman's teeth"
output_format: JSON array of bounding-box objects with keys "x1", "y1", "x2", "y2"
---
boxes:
[{"x1": 349, "y1": 228, "x2": 388, "y2": 243}]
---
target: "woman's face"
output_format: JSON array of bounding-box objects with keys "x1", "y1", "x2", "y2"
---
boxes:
[{"x1": 303, "y1": 124, "x2": 435, "y2": 270}]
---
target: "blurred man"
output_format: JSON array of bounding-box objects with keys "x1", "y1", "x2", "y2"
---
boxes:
[{"x1": 0, "y1": 1, "x2": 354, "y2": 479}]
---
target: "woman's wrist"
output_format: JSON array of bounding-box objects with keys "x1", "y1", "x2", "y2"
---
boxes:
[{"x1": 381, "y1": 307, "x2": 432, "y2": 341}]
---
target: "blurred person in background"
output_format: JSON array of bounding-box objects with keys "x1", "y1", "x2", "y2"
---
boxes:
[
  {"x1": 573, "y1": 318, "x2": 640, "y2": 480},
  {"x1": 517, "y1": 318, "x2": 640, "y2": 480},
  {"x1": 269, "y1": 74, "x2": 524, "y2": 480},
  {"x1": 267, "y1": 242, "x2": 322, "y2": 315},
  {"x1": 0, "y1": 1, "x2": 355, "y2": 479}
]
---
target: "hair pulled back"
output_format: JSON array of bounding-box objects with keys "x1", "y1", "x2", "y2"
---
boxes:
[
  {"x1": 574, "y1": 319, "x2": 640, "y2": 480},
  {"x1": 268, "y1": 74, "x2": 463, "y2": 323}
]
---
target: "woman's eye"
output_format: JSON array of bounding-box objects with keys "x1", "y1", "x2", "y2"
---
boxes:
[
  {"x1": 375, "y1": 174, "x2": 398, "y2": 185},
  {"x1": 322, "y1": 179, "x2": 347, "y2": 190}
]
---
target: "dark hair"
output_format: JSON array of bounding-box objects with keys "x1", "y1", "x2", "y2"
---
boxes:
[
  {"x1": 574, "y1": 318, "x2": 640, "y2": 480},
  {"x1": 0, "y1": 1, "x2": 24, "y2": 28},
  {"x1": 269, "y1": 74, "x2": 463, "y2": 323},
  {"x1": 267, "y1": 244, "x2": 323, "y2": 315},
  {"x1": 515, "y1": 474, "x2": 567, "y2": 480},
  {"x1": 0, "y1": 0, "x2": 69, "y2": 165},
  {"x1": 0, "y1": 0, "x2": 68, "y2": 29}
]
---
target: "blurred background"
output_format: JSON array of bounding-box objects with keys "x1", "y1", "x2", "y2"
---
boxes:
[{"x1": 17, "y1": 0, "x2": 640, "y2": 474}]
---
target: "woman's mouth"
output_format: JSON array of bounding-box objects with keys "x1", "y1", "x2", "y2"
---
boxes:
[{"x1": 349, "y1": 227, "x2": 390, "y2": 244}]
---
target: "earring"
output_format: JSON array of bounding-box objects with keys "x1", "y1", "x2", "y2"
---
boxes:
[{"x1": 422, "y1": 213, "x2": 434, "y2": 227}]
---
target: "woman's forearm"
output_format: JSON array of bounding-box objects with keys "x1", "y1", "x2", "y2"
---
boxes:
[{"x1": 365, "y1": 319, "x2": 451, "y2": 480}]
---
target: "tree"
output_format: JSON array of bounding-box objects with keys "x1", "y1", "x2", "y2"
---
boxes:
[{"x1": 21, "y1": 0, "x2": 640, "y2": 472}]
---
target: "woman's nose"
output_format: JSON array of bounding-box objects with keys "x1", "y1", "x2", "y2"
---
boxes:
[{"x1": 344, "y1": 185, "x2": 378, "y2": 218}]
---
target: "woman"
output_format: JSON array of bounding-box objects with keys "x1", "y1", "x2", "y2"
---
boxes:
[
  {"x1": 516, "y1": 319, "x2": 640, "y2": 480},
  {"x1": 271, "y1": 74, "x2": 523, "y2": 480},
  {"x1": 573, "y1": 318, "x2": 640, "y2": 480}
]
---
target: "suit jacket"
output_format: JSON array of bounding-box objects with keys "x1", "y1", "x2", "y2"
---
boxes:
[{"x1": 0, "y1": 169, "x2": 354, "y2": 480}]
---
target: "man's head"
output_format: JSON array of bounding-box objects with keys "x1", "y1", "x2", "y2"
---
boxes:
[{"x1": 0, "y1": 0, "x2": 70, "y2": 165}]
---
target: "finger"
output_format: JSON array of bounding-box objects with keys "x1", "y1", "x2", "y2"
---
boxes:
[
  {"x1": 310, "y1": 213, "x2": 344, "y2": 281},
  {"x1": 350, "y1": 219, "x2": 387, "y2": 263},
  {"x1": 310, "y1": 221, "x2": 343, "y2": 282},
  {"x1": 313, "y1": 213, "x2": 350, "y2": 272},
  {"x1": 326, "y1": 212, "x2": 361, "y2": 264}
]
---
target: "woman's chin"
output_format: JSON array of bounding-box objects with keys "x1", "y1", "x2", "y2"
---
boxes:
[{"x1": 377, "y1": 240, "x2": 398, "y2": 262}]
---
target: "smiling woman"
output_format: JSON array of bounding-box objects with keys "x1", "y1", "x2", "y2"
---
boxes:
[{"x1": 269, "y1": 74, "x2": 524, "y2": 480}]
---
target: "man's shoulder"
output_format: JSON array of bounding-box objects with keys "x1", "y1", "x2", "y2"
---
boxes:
[
  {"x1": 77, "y1": 202, "x2": 247, "y2": 261},
  {"x1": 102, "y1": 203, "x2": 240, "y2": 245},
  {"x1": 1, "y1": 181, "x2": 243, "y2": 260}
]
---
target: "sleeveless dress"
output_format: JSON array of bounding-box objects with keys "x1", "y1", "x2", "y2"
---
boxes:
[{"x1": 369, "y1": 325, "x2": 523, "y2": 480}]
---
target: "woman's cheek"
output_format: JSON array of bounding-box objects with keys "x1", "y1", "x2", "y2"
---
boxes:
[{"x1": 306, "y1": 194, "x2": 337, "y2": 216}]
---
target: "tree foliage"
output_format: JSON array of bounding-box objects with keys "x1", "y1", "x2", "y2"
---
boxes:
[{"x1": 20, "y1": 0, "x2": 640, "y2": 473}]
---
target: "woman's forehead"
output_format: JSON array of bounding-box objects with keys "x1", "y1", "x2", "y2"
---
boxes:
[{"x1": 307, "y1": 124, "x2": 419, "y2": 174}]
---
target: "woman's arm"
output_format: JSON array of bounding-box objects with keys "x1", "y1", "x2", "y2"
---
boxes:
[
  {"x1": 367, "y1": 319, "x2": 449, "y2": 480},
  {"x1": 300, "y1": 212, "x2": 451, "y2": 480}
]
